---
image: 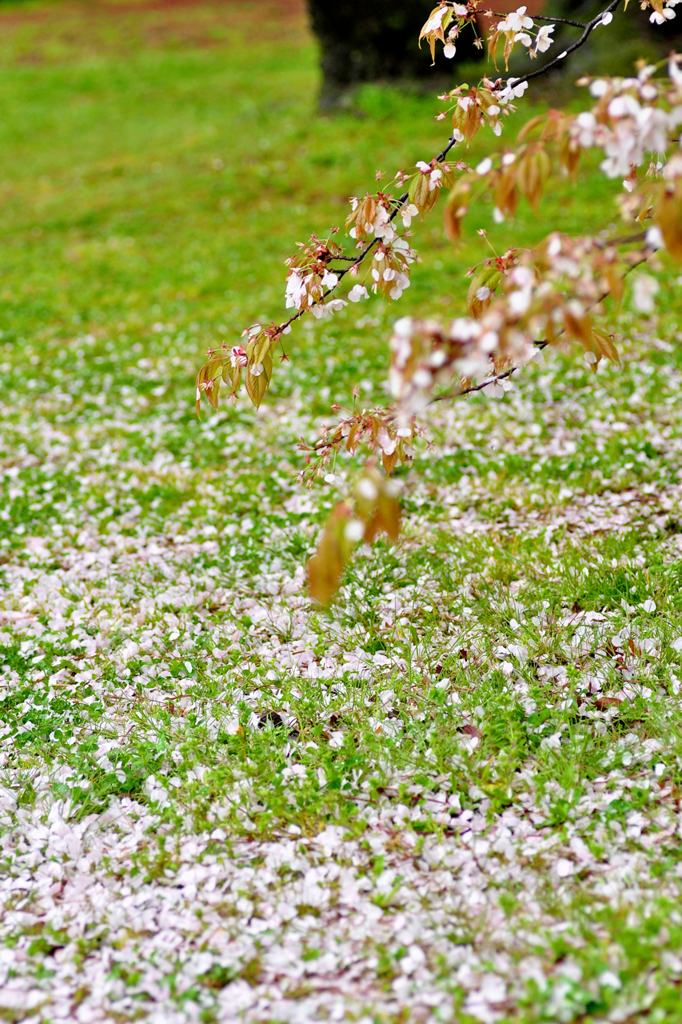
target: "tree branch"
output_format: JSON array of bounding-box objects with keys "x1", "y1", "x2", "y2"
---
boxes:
[
  {"x1": 488, "y1": 10, "x2": 588, "y2": 27},
  {"x1": 237, "y1": 0, "x2": 628, "y2": 351},
  {"x1": 512, "y1": 0, "x2": 622, "y2": 87},
  {"x1": 430, "y1": 250, "x2": 651, "y2": 405}
]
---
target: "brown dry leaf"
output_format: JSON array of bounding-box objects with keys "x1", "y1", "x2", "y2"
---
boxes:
[
  {"x1": 462, "y1": 723, "x2": 482, "y2": 738},
  {"x1": 594, "y1": 696, "x2": 622, "y2": 710}
]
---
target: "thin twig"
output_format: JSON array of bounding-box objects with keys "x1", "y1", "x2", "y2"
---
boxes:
[
  {"x1": 306, "y1": 250, "x2": 652, "y2": 453},
  {"x1": 433, "y1": 344, "x2": 546, "y2": 402},
  {"x1": 488, "y1": 10, "x2": 587, "y2": 27},
  {"x1": 604, "y1": 230, "x2": 647, "y2": 246},
  {"x1": 512, "y1": 0, "x2": 622, "y2": 87},
  {"x1": 531, "y1": 14, "x2": 587, "y2": 26}
]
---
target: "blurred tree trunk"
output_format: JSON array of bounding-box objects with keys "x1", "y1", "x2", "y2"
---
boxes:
[{"x1": 306, "y1": 0, "x2": 481, "y2": 107}]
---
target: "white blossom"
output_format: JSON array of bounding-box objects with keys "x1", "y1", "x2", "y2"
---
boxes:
[
  {"x1": 498, "y1": 6, "x2": 534, "y2": 32},
  {"x1": 533, "y1": 24, "x2": 555, "y2": 53},
  {"x1": 400, "y1": 202, "x2": 419, "y2": 228}
]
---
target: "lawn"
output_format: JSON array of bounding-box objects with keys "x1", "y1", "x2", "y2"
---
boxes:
[{"x1": 1, "y1": 1, "x2": 682, "y2": 1022}]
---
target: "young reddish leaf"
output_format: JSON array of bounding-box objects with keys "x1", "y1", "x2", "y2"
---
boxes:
[
  {"x1": 205, "y1": 376, "x2": 220, "y2": 411},
  {"x1": 195, "y1": 356, "x2": 226, "y2": 413},
  {"x1": 419, "y1": 5, "x2": 452, "y2": 63},
  {"x1": 559, "y1": 135, "x2": 580, "y2": 181},
  {"x1": 381, "y1": 449, "x2": 399, "y2": 476},
  {"x1": 410, "y1": 172, "x2": 434, "y2": 213},
  {"x1": 230, "y1": 364, "x2": 243, "y2": 391},
  {"x1": 517, "y1": 114, "x2": 546, "y2": 143},
  {"x1": 564, "y1": 306, "x2": 593, "y2": 349},
  {"x1": 444, "y1": 180, "x2": 471, "y2": 243},
  {"x1": 378, "y1": 490, "x2": 401, "y2": 541},
  {"x1": 467, "y1": 263, "x2": 502, "y2": 318},
  {"x1": 494, "y1": 167, "x2": 519, "y2": 217},
  {"x1": 308, "y1": 503, "x2": 359, "y2": 605},
  {"x1": 487, "y1": 29, "x2": 501, "y2": 69},
  {"x1": 604, "y1": 264, "x2": 624, "y2": 306},
  {"x1": 516, "y1": 146, "x2": 550, "y2": 211},
  {"x1": 249, "y1": 332, "x2": 273, "y2": 366},
  {"x1": 346, "y1": 422, "x2": 360, "y2": 453},
  {"x1": 245, "y1": 364, "x2": 269, "y2": 408},
  {"x1": 656, "y1": 181, "x2": 682, "y2": 261},
  {"x1": 592, "y1": 327, "x2": 620, "y2": 366}
]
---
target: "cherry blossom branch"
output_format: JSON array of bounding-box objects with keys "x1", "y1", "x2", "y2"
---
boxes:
[
  {"x1": 447, "y1": 342, "x2": 547, "y2": 399},
  {"x1": 307, "y1": 241, "x2": 653, "y2": 457},
  {"x1": 303, "y1": 10, "x2": 682, "y2": 602},
  {"x1": 511, "y1": 0, "x2": 622, "y2": 87},
  {"x1": 197, "y1": 0, "x2": 656, "y2": 423},
  {"x1": 431, "y1": 249, "x2": 652, "y2": 404},
  {"x1": 244, "y1": 0, "x2": 626, "y2": 339}
]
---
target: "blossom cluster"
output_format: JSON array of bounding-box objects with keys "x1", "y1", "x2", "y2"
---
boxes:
[
  {"x1": 418, "y1": 1, "x2": 477, "y2": 62},
  {"x1": 440, "y1": 59, "x2": 682, "y2": 244},
  {"x1": 488, "y1": 6, "x2": 555, "y2": 67},
  {"x1": 387, "y1": 233, "x2": 641, "y2": 420},
  {"x1": 437, "y1": 78, "x2": 530, "y2": 145},
  {"x1": 571, "y1": 60, "x2": 682, "y2": 180},
  {"x1": 366, "y1": 237, "x2": 419, "y2": 301},
  {"x1": 346, "y1": 193, "x2": 417, "y2": 242},
  {"x1": 303, "y1": 408, "x2": 416, "y2": 479},
  {"x1": 419, "y1": 2, "x2": 556, "y2": 69},
  {"x1": 284, "y1": 235, "x2": 346, "y2": 316}
]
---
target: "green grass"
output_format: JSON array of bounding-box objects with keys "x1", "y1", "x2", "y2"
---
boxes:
[{"x1": 1, "y1": 2, "x2": 682, "y2": 1022}]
